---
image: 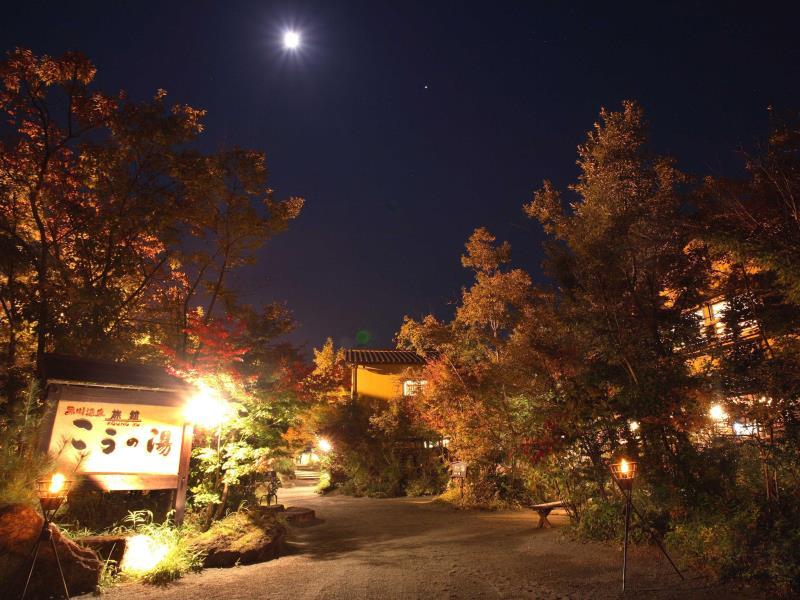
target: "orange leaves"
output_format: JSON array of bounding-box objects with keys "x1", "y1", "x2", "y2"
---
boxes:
[
  {"x1": 1, "y1": 48, "x2": 305, "y2": 406},
  {"x1": 524, "y1": 180, "x2": 563, "y2": 236},
  {"x1": 461, "y1": 227, "x2": 511, "y2": 273}
]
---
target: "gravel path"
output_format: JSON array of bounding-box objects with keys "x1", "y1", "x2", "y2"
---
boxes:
[{"x1": 82, "y1": 478, "x2": 765, "y2": 600}]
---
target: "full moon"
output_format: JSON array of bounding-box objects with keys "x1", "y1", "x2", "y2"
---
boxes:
[{"x1": 283, "y1": 30, "x2": 301, "y2": 50}]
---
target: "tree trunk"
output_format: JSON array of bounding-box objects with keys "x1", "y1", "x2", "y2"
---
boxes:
[{"x1": 213, "y1": 482, "x2": 230, "y2": 521}]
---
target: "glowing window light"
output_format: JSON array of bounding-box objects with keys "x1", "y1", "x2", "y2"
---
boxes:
[
  {"x1": 710, "y1": 300, "x2": 729, "y2": 335},
  {"x1": 733, "y1": 421, "x2": 757, "y2": 436},
  {"x1": 120, "y1": 534, "x2": 169, "y2": 574},
  {"x1": 403, "y1": 379, "x2": 428, "y2": 397}
]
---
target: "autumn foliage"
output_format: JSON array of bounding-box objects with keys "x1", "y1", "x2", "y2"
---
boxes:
[
  {"x1": 0, "y1": 48, "x2": 306, "y2": 528},
  {"x1": 397, "y1": 102, "x2": 800, "y2": 591}
]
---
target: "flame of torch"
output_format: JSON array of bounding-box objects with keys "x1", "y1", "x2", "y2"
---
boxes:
[{"x1": 49, "y1": 473, "x2": 66, "y2": 495}]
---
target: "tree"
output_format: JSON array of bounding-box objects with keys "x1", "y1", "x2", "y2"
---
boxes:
[
  {"x1": 523, "y1": 100, "x2": 711, "y2": 492},
  {"x1": 0, "y1": 48, "x2": 303, "y2": 411},
  {"x1": 693, "y1": 110, "x2": 800, "y2": 500},
  {"x1": 696, "y1": 109, "x2": 800, "y2": 304},
  {"x1": 0, "y1": 49, "x2": 307, "y2": 532},
  {"x1": 398, "y1": 228, "x2": 540, "y2": 501}
]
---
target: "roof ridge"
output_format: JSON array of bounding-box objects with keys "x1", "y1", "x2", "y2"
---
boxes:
[{"x1": 344, "y1": 348, "x2": 426, "y2": 366}]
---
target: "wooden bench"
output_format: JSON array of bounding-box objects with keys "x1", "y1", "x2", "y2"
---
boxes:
[{"x1": 530, "y1": 501, "x2": 565, "y2": 528}]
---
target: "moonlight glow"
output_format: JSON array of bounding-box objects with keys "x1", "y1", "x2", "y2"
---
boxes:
[{"x1": 283, "y1": 30, "x2": 301, "y2": 50}]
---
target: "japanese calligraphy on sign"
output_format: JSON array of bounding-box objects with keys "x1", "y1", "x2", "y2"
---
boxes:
[{"x1": 48, "y1": 400, "x2": 184, "y2": 478}]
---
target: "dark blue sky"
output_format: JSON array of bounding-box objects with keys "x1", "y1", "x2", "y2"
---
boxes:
[{"x1": 4, "y1": 1, "x2": 799, "y2": 352}]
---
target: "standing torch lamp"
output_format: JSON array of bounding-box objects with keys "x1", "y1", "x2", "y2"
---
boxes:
[
  {"x1": 19, "y1": 473, "x2": 73, "y2": 600},
  {"x1": 610, "y1": 459, "x2": 637, "y2": 593}
]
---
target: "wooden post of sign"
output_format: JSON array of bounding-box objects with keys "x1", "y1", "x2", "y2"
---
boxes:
[{"x1": 173, "y1": 423, "x2": 194, "y2": 524}]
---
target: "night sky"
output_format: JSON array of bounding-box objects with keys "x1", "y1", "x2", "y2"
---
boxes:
[{"x1": 3, "y1": 1, "x2": 799, "y2": 352}]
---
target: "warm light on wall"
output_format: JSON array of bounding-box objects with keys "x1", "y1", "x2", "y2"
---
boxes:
[
  {"x1": 184, "y1": 383, "x2": 229, "y2": 429},
  {"x1": 120, "y1": 534, "x2": 169, "y2": 574}
]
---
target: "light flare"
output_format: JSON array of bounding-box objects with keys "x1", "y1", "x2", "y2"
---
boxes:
[
  {"x1": 184, "y1": 383, "x2": 229, "y2": 429},
  {"x1": 120, "y1": 534, "x2": 169, "y2": 574},
  {"x1": 709, "y1": 404, "x2": 728, "y2": 422}
]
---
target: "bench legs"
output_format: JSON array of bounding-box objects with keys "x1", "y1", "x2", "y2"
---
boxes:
[{"x1": 536, "y1": 509, "x2": 553, "y2": 528}]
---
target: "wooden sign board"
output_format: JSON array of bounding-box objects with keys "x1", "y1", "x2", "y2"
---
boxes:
[
  {"x1": 451, "y1": 461, "x2": 467, "y2": 479},
  {"x1": 41, "y1": 384, "x2": 193, "y2": 498}
]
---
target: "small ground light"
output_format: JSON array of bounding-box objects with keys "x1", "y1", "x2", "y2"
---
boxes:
[
  {"x1": 628, "y1": 421, "x2": 640, "y2": 433},
  {"x1": 120, "y1": 534, "x2": 169, "y2": 575}
]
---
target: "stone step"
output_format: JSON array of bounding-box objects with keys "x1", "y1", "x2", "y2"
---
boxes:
[{"x1": 284, "y1": 506, "x2": 317, "y2": 526}]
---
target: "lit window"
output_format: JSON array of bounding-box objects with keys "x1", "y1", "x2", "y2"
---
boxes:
[
  {"x1": 732, "y1": 421, "x2": 758, "y2": 436},
  {"x1": 403, "y1": 379, "x2": 427, "y2": 396},
  {"x1": 709, "y1": 300, "x2": 729, "y2": 319},
  {"x1": 694, "y1": 309, "x2": 707, "y2": 336},
  {"x1": 710, "y1": 300, "x2": 729, "y2": 336}
]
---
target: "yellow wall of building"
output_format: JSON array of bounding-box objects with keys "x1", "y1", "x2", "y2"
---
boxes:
[{"x1": 352, "y1": 364, "x2": 424, "y2": 401}]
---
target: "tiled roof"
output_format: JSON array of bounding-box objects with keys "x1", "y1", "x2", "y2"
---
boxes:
[
  {"x1": 344, "y1": 349, "x2": 426, "y2": 366},
  {"x1": 42, "y1": 354, "x2": 192, "y2": 391}
]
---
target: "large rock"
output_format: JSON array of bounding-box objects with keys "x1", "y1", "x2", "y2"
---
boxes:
[
  {"x1": 77, "y1": 535, "x2": 127, "y2": 570},
  {"x1": 191, "y1": 510, "x2": 286, "y2": 568},
  {"x1": 0, "y1": 503, "x2": 102, "y2": 598}
]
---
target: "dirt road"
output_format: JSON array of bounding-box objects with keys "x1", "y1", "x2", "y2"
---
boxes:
[{"x1": 81, "y1": 475, "x2": 763, "y2": 599}]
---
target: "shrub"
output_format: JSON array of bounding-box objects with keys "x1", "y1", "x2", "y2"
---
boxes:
[
  {"x1": 666, "y1": 500, "x2": 800, "y2": 596},
  {"x1": 0, "y1": 382, "x2": 53, "y2": 506},
  {"x1": 569, "y1": 498, "x2": 625, "y2": 542},
  {"x1": 315, "y1": 470, "x2": 333, "y2": 494}
]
